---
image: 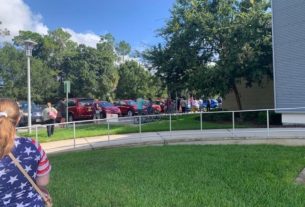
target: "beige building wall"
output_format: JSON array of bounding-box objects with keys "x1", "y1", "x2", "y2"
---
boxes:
[{"x1": 223, "y1": 78, "x2": 274, "y2": 110}]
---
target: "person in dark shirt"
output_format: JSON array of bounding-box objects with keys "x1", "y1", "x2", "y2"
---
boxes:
[
  {"x1": 147, "y1": 98, "x2": 153, "y2": 115},
  {"x1": 58, "y1": 98, "x2": 66, "y2": 125},
  {"x1": 206, "y1": 98, "x2": 211, "y2": 112}
]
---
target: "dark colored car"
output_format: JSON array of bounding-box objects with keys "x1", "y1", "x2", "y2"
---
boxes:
[
  {"x1": 98, "y1": 101, "x2": 121, "y2": 118},
  {"x1": 18, "y1": 101, "x2": 43, "y2": 126},
  {"x1": 57, "y1": 98, "x2": 94, "y2": 121},
  {"x1": 114, "y1": 100, "x2": 145, "y2": 116}
]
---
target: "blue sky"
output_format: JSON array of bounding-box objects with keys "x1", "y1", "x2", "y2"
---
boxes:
[{"x1": 4, "y1": 0, "x2": 175, "y2": 51}]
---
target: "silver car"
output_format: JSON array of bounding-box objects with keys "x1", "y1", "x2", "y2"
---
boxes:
[{"x1": 18, "y1": 101, "x2": 43, "y2": 126}]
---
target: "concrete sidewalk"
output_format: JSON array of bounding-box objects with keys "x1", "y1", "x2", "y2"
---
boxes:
[{"x1": 40, "y1": 128, "x2": 305, "y2": 154}]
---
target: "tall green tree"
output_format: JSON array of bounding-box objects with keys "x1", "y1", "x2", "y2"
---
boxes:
[
  {"x1": 13, "y1": 29, "x2": 80, "y2": 99},
  {"x1": 116, "y1": 41, "x2": 131, "y2": 62},
  {"x1": 145, "y1": 0, "x2": 272, "y2": 109},
  {"x1": 0, "y1": 43, "x2": 59, "y2": 103},
  {"x1": 115, "y1": 60, "x2": 164, "y2": 99},
  {"x1": 61, "y1": 38, "x2": 119, "y2": 100}
]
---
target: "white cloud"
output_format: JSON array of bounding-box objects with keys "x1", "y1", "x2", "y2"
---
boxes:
[
  {"x1": 0, "y1": 0, "x2": 48, "y2": 39},
  {"x1": 62, "y1": 28, "x2": 100, "y2": 48},
  {"x1": 0, "y1": 0, "x2": 100, "y2": 47}
]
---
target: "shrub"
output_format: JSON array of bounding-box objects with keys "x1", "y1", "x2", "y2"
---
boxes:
[
  {"x1": 257, "y1": 112, "x2": 267, "y2": 125},
  {"x1": 202, "y1": 112, "x2": 232, "y2": 122}
]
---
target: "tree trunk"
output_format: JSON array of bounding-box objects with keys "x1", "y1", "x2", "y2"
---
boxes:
[{"x1": 232, "y1": 83, "x2": 242, "y2": 110}]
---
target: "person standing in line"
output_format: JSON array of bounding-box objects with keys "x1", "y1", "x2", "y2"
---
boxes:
[
  {"x1": 217, "y1": 96, "x2": 223, "y2": 110},
  {"x1": 137, "y1": 97, "x2": 145, "y2": 115},
  {"x1": 180, "y1": 97, "x2": 187, "y2": 113},
  {"x1": 206, "y1": 98, "x2": 211, "y2": 112},
  {"x1": 193, "y1": 98, "x2": 199, "y2": 112},
  {"x1": 0, "y1": 98, "x2": 52, "y2": 206},
  {"x1": 189, "y1": 96, "x2": 194, "y2": 112},
  {"x1": 176, "y1": 97, "x2": 181, "y2": 113},
  {"x1": 165, "y1": 98, "x2": 173, "y2": 113},
  {"x1": 147, "y1": 98, "x2": 154, "y2": 115},
  {"x1": 93, "y1": 99, "x2": 101, "y2": 121},
  {"x1": 58, "y1": 98, "x2": 66, "y2": 127},
  {"x1": 42, "y1": 102, "x2": 58, "y2": 137},
  {"x1": 198, "y1": 98, "x2": 203, "y2": 111}
]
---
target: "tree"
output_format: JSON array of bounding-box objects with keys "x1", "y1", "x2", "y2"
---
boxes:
[
  {"x1": 0, "y1": 43, "x2": 59, "y2": 103},
  {"x1": 144, "y1": 0, "x2": 272, "y2": 109},
  {"x1": 115, "y1": 61, "x2": 164, "y2": 99},
  {"x1": 0, "y1": 43, "x2": 25, "y2": 99},
  {"x1": 61, "y1": 40, "x2": 119, "y2": 100},
  {"x1": 116, "y1": 41, "x2": 131, "y2": 62}
]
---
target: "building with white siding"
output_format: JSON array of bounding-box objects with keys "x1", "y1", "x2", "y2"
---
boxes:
[{"x1": 272, "y1": 0, "x2": 305, "y2": 124}]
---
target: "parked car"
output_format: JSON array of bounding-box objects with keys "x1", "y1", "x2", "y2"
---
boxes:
[
  {"x1": 56, "y1": 98, "x2": 94, "y2": 122},
  {"x1": 18, "y1": 101, "x2": 43, "y2": 126},
  {"x1": 201, "y1": 99, "x2": 220, "y2": 111},
  {"x1": 144, "y1": 100, "x2": 162, "y2": 114},
  {"x1": 98, "y1": 101, "x2": 121, "y2": 118},
  {"x1": 154, "y1": 99, "x2": 165, "y2": 113},
  {"x1": 114, "y1": 100, "x2": 146, "y2": 116}
]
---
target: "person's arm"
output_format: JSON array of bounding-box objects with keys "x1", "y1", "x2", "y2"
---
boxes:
[
  {"x1": 32, "y1": 140, "x2": 51, "y2": 187},
  {"x1": 36, "y1": 173, "x2": 50, "y2": 187}
]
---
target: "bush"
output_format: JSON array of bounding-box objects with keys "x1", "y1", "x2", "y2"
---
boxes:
[
  {"x1": 270, "y1": 111, "x2": 282, "y2": 125},
  {"x1": 257, "y1": 111, "x2": 282, "y2": 125},
  {"x1": 257, "y1": 112, "x2": 266, "y2": 125},
  {"x1": 202, "y1": 112, "x2": 232, "y2": 122}
]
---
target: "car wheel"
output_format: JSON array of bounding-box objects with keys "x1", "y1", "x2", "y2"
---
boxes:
[{"x1": 127, "y1": 110, "x2": 133, "y2": 117}]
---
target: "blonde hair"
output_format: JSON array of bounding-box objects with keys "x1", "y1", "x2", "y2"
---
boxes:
[{"x1": 0, "y1": 99, "x2": 20, "y2": 158}]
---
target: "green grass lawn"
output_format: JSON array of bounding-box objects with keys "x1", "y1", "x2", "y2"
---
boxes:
[
  {"x1": 48, "y1": 145, "x2": 305, "y2": 207},
  {"x1": 17, "y1": 114, "x2": 253, "y2": 143}
]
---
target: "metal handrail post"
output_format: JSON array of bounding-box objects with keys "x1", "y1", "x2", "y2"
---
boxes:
[
  {"x1": 200, "y1": 112, "x2": 203, "y2": 131},
  {"x1": 232, "y1": 111, "x2": 235, "y2": 137},
  {"x1": 35, "y1": 125, "x2": 38, "y2": 144},
  {"x1": 267, "y1": 109, "x2": 270, "y2": 137},
  {"x1": 107, "y1": 119, "x2": 110, "y2": 142},
  {"x1": 139, "y1": 116, "x2": 142, "y2": 141},
  {"x1": 73, "y1": 122, "x2": 76, "y2": 148},
  {"x1": 169, "y1": 114, "x2": 172, "y2": 136}
]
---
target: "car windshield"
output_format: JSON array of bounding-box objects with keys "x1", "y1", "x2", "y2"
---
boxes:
[
  {"x1": 19, "y1": 102, "x2": 41, "y2": 112},
  {"x1": 100, "y1": 102, "x2": 113, "y2": 107},
  {"x1": 79, "y1": 99, "x2": 94, "y2": 106},
  {"x1": 127, "y1": 100, "x2": 137, "y2": 105}
]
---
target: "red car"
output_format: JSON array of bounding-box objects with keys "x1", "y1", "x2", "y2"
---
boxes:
[
  {"x1": 57, "y1": 98, "x2": 94, "y2": 121},
  {"x1": 144, "y1": 100, "x2": 162, "y2": 114},
  {"x1": 153, "y1": 99, "x2": 165, "y2": 113},
  {"x1": 98, "y1": 101, "x2": 121, "y2": 118},
  {"x1": 114, "y1": 100, "x2": 147, "y2": 116}
]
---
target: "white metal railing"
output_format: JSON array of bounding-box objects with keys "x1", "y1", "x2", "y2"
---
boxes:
[{"x1": 16, "y1": 107, "x2": 305, "y2": 152}]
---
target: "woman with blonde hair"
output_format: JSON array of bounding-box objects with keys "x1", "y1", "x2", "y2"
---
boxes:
[{"x1": 0, "y1": 98, "x2": 51, "y2": 206}]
